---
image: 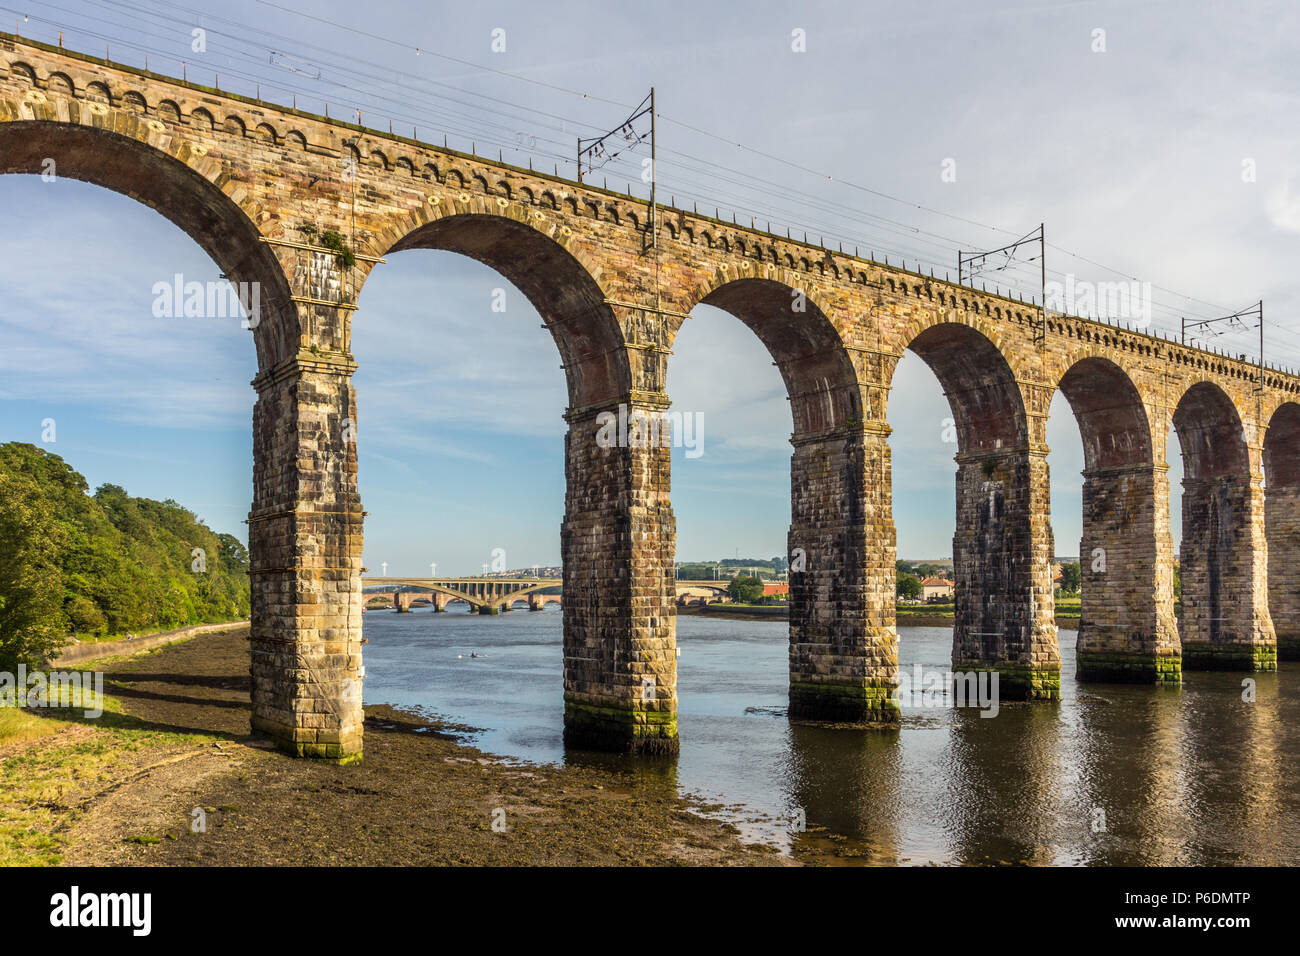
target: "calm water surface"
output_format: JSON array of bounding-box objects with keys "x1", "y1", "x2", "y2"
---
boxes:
[{"x1": 362, "y1": 607, "x2": 1300, "y2": 865}]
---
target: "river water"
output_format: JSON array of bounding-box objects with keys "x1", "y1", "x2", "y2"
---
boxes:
[{"x1": 361, "y1": 606, "x2": 1300, "y2": 865}]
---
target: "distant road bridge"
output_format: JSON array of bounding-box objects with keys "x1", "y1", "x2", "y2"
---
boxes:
[{"x1": 363, "y1": 577, "x2": 731, "y2": 613}]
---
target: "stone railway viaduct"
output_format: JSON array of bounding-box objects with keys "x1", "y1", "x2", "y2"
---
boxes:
[{"x1": 4, "y1": 33, "x2": 1298, "y2": 763}]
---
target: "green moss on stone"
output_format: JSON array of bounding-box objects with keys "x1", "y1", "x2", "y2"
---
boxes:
[
  {"x1": 1182, "y1": 642, "x2": 1277, "y2": 672},
  {"x1": 953, "y1": 663, "x2": 1061, "y2": 701},
  {"x1": 1077, "y1": 651, "x2": 1182, "y2": 685},
  {"x1": 563, "y1": 698, "x2": 679, "y2": 755},
  {"x1": 788, "y1": 679, "x2": 901, "y2": 727}
]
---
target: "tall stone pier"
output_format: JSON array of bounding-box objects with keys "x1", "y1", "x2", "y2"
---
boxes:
[
  {"x1": 561, "y1": 399, "x2": 678, "y2": 754},
  {"x1": 1074, "y1": 463, "x2": 1181, "y2": 682},
  {"x1": 950, "y1": 447, "x2": 1060, "y2": 699}
]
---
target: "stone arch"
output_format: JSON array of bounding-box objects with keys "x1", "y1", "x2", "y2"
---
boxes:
[
  {"x1": 8, "y1": 62, "x2": 36, "y2": 84},
  {"x1": 1264, "y1": 401, "x2": 1300, "y2": 487},
  {"x1": 1055, "y1": 356, "x2": 1178, "y2": 683},
  {"x1": 686, "y1": 276, "x2": 861, "y2": 435},
  {"x1": 122, "y1": 90, "x2": 147, "y2": 112},
  {"x1": 889, "y1": 320, "x2": 1056, "y2": 699},
  {"x1": 0, "y1": 118, "x2": 295, "y2": 367},
  {"x1": 190, "y1": 107, "x2": 214, "y2": 130},
  {"x1": 157, "y1": 100, "x2": 182, "y2": 124},
  {"x1": 361, "y1": 209, "x2": 674, "y2": 754},
  {"x1": 1171, "y1": 381, "x2": 1248, "y2": 479},
  {"x1": 371, "y1": 210, "x2": 629, "y2": 408},
  {"x1": 1055, "y1": 355, "x2": 1152, "y2": 470},
  {"x1": 1171, "y1": 380, "x2": 1273, "y2": 667},
  {"x1": 84, "y1": 81, "x2": 111, "y2": 104},
  {"x1": 894, "y1": 320, "x2": 1026, "y2": 452},
  {"x1": 46, "y1": 72, "x2": 74, "y2": 96},
  {"x1": 674, "y1": 274, "x2": 889, "y2": 726}
]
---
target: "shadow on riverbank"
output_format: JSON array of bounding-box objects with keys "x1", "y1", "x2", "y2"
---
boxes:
[{"x1": 6, "y1": 627, "x2": 788, "y2": 867}]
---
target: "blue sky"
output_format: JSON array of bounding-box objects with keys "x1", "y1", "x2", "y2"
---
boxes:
[{"x1": 7, "y1": 0, "x2": 1300, "y2": 574}]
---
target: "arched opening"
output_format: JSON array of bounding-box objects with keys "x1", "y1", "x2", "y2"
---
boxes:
[
  {"x1": 384, "y1": 214, "x2": 628, "y2": 409},
  {"x1": 890, "y1": 322, "x2": 1058, "y2": 699},
  {"x1": 0, "y1": 120, "x2": 353, "y2": 762},
  {"x1": 676, "y1": 278, "x2": 882, "y2": 726},
  {"x1": 1264, "y1": 402, "x2": 1300, "y2": 660},
  {"x1": 1171, "y1": 382, "x2": 1274, "y2": 668},
  {"x1": 0, "y1": 151, "x2": 258, "y2": 671},
  {"x1": 1055, "y1": 357, "x2": 1178, "y2": 682},
  {"x1": 0, "y1": 121, "x2": 294, "y2": 365},
  {"x1": 358, "y1": 211, "x2": 667, "y2": 755},
  {"x1": 697, "y1": 278, "x2": 861, "y2": 433}
]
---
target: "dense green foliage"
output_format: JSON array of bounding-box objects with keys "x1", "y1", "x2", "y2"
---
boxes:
[
  {"x1": 726, "y1": 574, "x2": 766, "y2": 604},
  {"x1": 896, "y1": 571, "x2": 922, "y2": 600},
  {"x1": 1058, "y1": 561, "x2": 1082, "y2": 594},
  {"x1": 0, "y1": 443, "x2": 249, "y2": 669}
]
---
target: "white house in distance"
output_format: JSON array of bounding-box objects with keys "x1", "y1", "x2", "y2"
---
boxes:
[{"x1": 919, "y1": 576, "x2": 954, "y2": 600}]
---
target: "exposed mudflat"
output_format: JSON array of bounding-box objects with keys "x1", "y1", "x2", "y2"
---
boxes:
[{"x1": 58, "y1": 628, "x2": 789, "y2": 866}]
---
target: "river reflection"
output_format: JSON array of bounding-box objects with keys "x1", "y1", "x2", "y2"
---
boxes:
[{"x1": 361, "y1": 607, "x2": 1300, "y2": 865}]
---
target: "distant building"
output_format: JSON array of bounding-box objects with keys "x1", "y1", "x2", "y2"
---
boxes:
[
  {"x1": 762, "y1": 582, "x2": 790, "y2": 596},
  {"x1": 919, "y1": 576, "x2": 954, "y2": 600}
]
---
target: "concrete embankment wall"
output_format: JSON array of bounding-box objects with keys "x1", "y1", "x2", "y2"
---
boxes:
[{"x1": 51, "y1": 621, "x2": 249, "y2": 665}]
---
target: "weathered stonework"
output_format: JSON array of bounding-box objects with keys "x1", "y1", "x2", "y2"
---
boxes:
[
  {"x1": 1174, "y1": 385, "x2": 1277, "y2": 671},
  {"x1": 1264, "y1": 403, "x2": 1300, "y2": 661},
  {"x1": 560, "y1": 403, "x2": 677, "y2": 754},
  {"x1": 950, "y1": 448, "x2": 1061, "y2": 699},
  {"x1": 5, "y1": 34, "x2": 1299, "y2": 760},
  {"x1": 1075, "y1": 465, "x2": 1182, "y2": 682},
  {"x1": 249, "y1": 357, "x2": 365, "y2": 762},
  {"x1": 788, "y1": 424, "x2": 899, "y2": 726}
]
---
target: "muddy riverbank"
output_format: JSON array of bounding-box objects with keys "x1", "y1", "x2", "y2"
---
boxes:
[{"x1": 16, "y1": 627, "x2": 789, "y2": 866}]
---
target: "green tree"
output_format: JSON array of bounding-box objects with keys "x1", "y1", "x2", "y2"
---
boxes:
[
  {"x1": 727, "y1": 574, "x2": 765, "y2": 604},
  {"x1": 896, "y1": 571, "x2": 922, "y2": 600},
  {"x1": 0, "y1": 443, "x2": 250, "y2": 661},
  {"x1": 1059, "y1": 561, "x2": 1081, "y2": 594},
  {"x1": 0, "y1": 468, "x2": 71, "y2": 669}
]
